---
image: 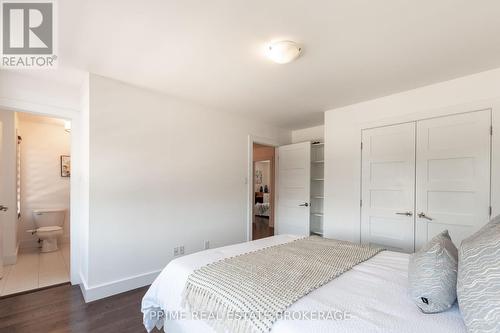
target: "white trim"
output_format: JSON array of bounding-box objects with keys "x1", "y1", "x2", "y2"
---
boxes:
[
  {"x1": 0, "y1": 96, "x2": 83, "y2": 286},
  {"x1": 0, "y1": 98, "x2": 78, "y2": 119},
  {"x1": 247, "y1": 135, "x2": 280, "y2": 242},
  {"x1": 79, "y1": 270, "x2": 161, "y2": 303}
]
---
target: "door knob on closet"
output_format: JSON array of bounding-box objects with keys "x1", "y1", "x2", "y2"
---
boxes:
[
  {"x1": 0, "y1": 205, "x2": 8, "y2": 211},
  {"x1": 395, "y1": 211, "x2": 412, "y2": 216},
  {"x1": 418, "y1": 212, "x2": 433, "y2": 221},
  {"x1": 298, "y1": 202, "x2": 309, "y2": 207}
]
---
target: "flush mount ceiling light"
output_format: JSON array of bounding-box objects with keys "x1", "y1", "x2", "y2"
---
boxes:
[{"x1": 266, "y1": 40, "x2": 302, "y2": 64}]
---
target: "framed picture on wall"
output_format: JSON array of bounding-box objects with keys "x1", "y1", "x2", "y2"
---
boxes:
[{"x1": 60, "y1": 155, "x2": 71, "y2": 177}]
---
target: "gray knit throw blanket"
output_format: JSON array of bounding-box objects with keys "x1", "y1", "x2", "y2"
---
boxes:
[{"x1": 182, "y1": 236, "x2": 384, "y2": 333}]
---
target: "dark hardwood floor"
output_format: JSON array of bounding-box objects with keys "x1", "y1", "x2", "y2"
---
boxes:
[
  {"x1": 0, "y1": 283, "x2": 154, "y2": 333},
  {"x1": 252, "y1": 216, "x2": 274, "y2": 240}
]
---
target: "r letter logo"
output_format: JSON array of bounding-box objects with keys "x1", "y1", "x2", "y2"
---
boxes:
[{"x1": 1, "y1": 0, "x2": 57, "y2": 68}]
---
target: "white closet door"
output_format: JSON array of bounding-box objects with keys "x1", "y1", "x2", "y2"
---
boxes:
[
  {"x1": 361, "y1": 123, "x2": 416, "y2": 252},
  {"x1": 0, "y1": 121, "x2": 3, "y2": 278},
  {"x1": 416, "y1": 110, "x2": 491, "y2": 249},
  {"x1": 276, "y1": 142, "x2": 310, "y2": 236}
]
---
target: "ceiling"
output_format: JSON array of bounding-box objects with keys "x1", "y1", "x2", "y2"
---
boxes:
[{"x1": 53, "y1": 1, "x2": 500, "y2": 128}]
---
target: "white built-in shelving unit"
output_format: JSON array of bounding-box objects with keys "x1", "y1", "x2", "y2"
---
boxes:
[{"x1": 310, "y1": 141, "x2": 324, "y2": 236}]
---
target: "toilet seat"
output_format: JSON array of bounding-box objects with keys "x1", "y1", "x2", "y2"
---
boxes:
[
  {"x1": 37, "y1": 226, "x2": 63, "y2": 232},
  {"x1": 32, "y1": 226, "x2": 63, "y2": 252}
]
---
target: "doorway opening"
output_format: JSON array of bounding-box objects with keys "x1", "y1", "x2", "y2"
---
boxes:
[
  {"x1": 0, "y1": 111, "x2": 71, "y2": 296},
  {"x1": 252, "y1": 143, "x2": 275, "y2": 240}
]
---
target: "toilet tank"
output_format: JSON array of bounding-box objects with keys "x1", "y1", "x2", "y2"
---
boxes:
[{"x1": 32, "y1": 209, "x2": 66, "y2": 228}]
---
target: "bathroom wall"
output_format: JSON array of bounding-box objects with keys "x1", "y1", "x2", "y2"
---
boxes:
[
  {"x1": 18, "y1": 114, "x2": 71, "y2": 249},
  {"x1": 0, "y1": 110, "x2": 19, "y2": 264}
]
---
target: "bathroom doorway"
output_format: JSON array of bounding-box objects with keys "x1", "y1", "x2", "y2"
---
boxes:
[
  {"x1": 252, "y1": 143, "x2": 275, "y2": 240},
  {"x1": 0, "y1": 111, "x2": 71, "y2": 296}
]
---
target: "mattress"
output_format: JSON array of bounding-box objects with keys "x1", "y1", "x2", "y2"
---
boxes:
[
  {"x1": 254, "y1": 202, "x2": 270, "y2": 216},
  {"x1": 142, "y1": 235, "x2": 466, "y2": 333}
]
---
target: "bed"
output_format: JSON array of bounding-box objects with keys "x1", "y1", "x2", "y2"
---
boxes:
[
  {"x1": 254, "y1": 193, "x2": 271, "y2": 217},
  {"x1": 142, "y1": 235, "x2": 466, "y2": 333},
  {"x1": 254, "y1": 202, "x2": 270, "y2": 217}
]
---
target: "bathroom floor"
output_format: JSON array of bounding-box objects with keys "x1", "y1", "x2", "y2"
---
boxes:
[{"x1": 0, "y1": 243, "x2": 70, "y2": 297}]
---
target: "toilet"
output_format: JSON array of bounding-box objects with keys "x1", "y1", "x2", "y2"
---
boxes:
[{"x1": 29, "y1": 209, "x2": 66, "y2": 252}]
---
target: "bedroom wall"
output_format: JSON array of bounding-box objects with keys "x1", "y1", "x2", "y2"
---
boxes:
[
  {"x1": 254, "y1": 161, "x2": 270, "y2": 193},
  {"x1": 18, "y1": 115, "x2": 71, "y2": 249},
  {"x1": 324, "y1": 67, "x2": 500, "y2": 243},
  {"x1": 291, "y1": 125, "x2": 324, "y2": 143},
  {"x1": 253, "y1": 144, "x2": 275, "y2": 162},
  {"x1": 85, "y1": 74, "x2": 291, "y2": 300}
]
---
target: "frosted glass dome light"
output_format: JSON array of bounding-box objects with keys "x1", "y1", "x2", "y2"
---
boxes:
[{"x1": 266, "y1": 40, "x2": 302, "y2": 64}]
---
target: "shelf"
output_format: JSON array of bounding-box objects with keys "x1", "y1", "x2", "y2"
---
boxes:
[{"x1": 310, "y1": 142, "x2": 324, "y2": 230}]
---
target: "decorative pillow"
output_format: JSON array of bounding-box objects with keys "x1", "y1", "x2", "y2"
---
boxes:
[
  {"x1": 457, "y1": 216, "x2": 500, "y2": 333},
  {"x1": 408, "y1": 230, "x2": 458, "y2": 313}
]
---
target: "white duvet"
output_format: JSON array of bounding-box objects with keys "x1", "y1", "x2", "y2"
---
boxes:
[{"x1": 142, "y1": 235, "x2": 466, "y2": 333}]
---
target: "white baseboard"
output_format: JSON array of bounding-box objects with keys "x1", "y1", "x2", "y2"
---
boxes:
[{"x1": 79, "y1": 269, "x2": 161, "y2": 303}]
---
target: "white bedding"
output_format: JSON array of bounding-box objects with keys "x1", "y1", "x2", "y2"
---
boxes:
[
  {"x1": 142, "y1": 235, "x2": 466, "y2": 333},
  {"x1": 254, "y1": 202, "x2": 270, "y2": 216}
]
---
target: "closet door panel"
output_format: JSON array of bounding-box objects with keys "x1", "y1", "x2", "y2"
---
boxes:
[
  {"x1": 276, "y1": 142, "x2": 311, "y2": 236},
  {"x1": 361, "y1": 122, "x2": 416, "y2": 252},
  {"x1": 415, "y1": 110, "x2": 491, "y2": 249}
]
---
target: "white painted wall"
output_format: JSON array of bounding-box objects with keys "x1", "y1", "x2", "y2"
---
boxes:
[
  {"x1": 291, "y1": 125, "x2": 324, "y2": 143},
  {"x1": 84, "y1": 74, "x2": 290, "y2": 300},
  {"x1": 18, "y1": 115, "x2": 71, "y2": 249},
  {"x1": 0, "y1": 71, "x2": 81, "y2": 115},
  {"x1": 324, "y1": 67, "x2": 500, "y2": 243},
  {"x1": 0, "y1": 110, "x2": 18, "y2": 264}
]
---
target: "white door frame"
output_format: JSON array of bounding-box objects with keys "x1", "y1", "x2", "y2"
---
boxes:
[
  {"x1": 0, "y1": 97, "x2": 83, "y2": 285},
  {"x1": 247, "y1": 135, "x2": 279, "y2": 242}
]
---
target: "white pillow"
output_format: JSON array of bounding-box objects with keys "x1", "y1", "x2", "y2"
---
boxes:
[
  {"x1": 408, "y1": 230, "x2": 458, "y2": 313},
  {"x1": 457, "y1": 216, "x2": 500, "y2": 333}
]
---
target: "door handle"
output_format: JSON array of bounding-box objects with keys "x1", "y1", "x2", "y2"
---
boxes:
[
  {"x1": 395, "y1": 211, "x2": 413, "y2": 216},
  {"x1": 418, "y1": 212, "x2": 433, "y2": 221},
  {"x1": 298, "y1": 203, "x2": 309, "y2": 207},
  {"x1": 0, "y1": 205, "x2": 8, "y2": 211}
]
